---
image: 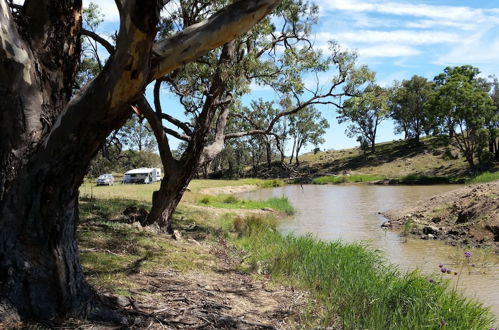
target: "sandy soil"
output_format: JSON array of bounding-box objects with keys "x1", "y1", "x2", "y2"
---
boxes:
[
  {"x1": 187, "y1": 203, "x2": 278, "y2": 218},
  {"x1": 200, "y1": 185, "x2": 258, "y2": 195},
  {"x1": 383, "y1": 181, "x2": 499, "y2": 253}
]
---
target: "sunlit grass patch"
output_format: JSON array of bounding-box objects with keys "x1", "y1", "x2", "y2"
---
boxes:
[
  {"x1": 398, "y1": 174, "x2": 465, "y2": 185},
  {"x1": 312, "y1": 174, "x2": 384, "y2": 184},
  {"x1": 467, "y1": 171, "x2": 499, "y2": 184},
  {"x1": 196, "y1": 195, "x2": 295, "y2": 215}
]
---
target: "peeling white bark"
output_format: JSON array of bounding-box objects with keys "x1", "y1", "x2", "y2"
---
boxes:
[{"x1": 151, "y1": 0, "x2": 280, "y2": 80}]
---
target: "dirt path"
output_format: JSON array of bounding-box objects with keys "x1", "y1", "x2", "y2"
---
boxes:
[
  {"x1": 199, "y1": 185, "x2": 258, "y2": 195},
  {"x1": 382, "y1": 181, "x2": 499, "y2": 253}
]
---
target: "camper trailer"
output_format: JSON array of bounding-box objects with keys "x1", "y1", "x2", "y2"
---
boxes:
[{"x1": 122, "y1": 168, "x2": 162, "y2": 184}]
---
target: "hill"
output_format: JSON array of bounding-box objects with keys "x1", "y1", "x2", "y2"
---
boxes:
[{"x1": 247, "y1": 136, "x2": 498, "y2": 182}]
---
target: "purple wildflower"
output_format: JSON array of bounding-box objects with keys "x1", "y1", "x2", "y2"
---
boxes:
[
  {"x1": 429, "y1": 279, "x2": 434, "y2": 283},
  {"x1": 446, "y1": 269, "x2": 451, "y2": 274},
  {"x1": 441, "y1": 267, "x2": 447, "y2": 273},
  {"x1": 471, "y1": 264, "x2": 476, "y2": 267},
  {"x1": 465, "y1": 251, "x2": 471, "y2": 258},
  {"x1": 439, "y1": 264, "x2": 444, "y2": 268}
]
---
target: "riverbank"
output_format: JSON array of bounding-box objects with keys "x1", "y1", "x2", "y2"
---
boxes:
[
  {"x1": 15, "y1": 180, "x2": 487, "y2": 328},
  {"x1": 6, "y1": 180, "x2": 493, "y2": 328},
  {"x1": 382, "y1": 181, "x2": 499, "y2": 253},
  {"x1": 237, "y1": 136, "x2": 498, "y2": 184}
]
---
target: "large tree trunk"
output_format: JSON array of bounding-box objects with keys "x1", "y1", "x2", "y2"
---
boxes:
[
  {"x1": 0, "y1": 168, "x2": 98, "y2": 321},
  {"x1": 0, "y1": 0, "x2": 280, "y2": 321},
  {"x1": 265, "y1": 139, "x2": 273, "y2": 169},
  {"x1": 144, "y1": 168, "x2": 197, "y2": 234}
]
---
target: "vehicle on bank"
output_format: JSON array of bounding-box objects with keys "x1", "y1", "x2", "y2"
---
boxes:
[
  {"x1": 96, "y1": 173, "x2": 114, "y2": 186},
  {"x1": 122, "y1": 168, "x2": 162, "y2": 184}
]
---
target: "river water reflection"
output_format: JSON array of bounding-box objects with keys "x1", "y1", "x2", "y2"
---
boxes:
[{"x1": 240, "y1": 184, "x2": 499, "y2": 317}]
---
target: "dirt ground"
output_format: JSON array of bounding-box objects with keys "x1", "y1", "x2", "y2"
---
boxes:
[
  {"x1": 3, "y1": 243, "x2": 310, "y2": 330},
  {"x1": 383, "y1": 181, "x2": 499, "y2": 253},
  {"x1": 2, "y1": 206, "x2": 312, "y2": 330},
  {"x1": 199, "y1": 185, "x2": 258, "y2": 196},
  {"x1": 96, "y1": 248, "x2": 310, "y2": 329}
]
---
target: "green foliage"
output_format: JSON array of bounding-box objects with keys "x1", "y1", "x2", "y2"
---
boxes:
[
  {"x1": 288, "y1": 106, "x2": 330, "y2": 164},
  {"x1": 233, "y1": 215, "x2": 277, "y2": 237},
  {"x1": 390, "y1": 75, "x2": 433, "y2": 140},
  {"x1": 76, "y1": 2, "x2": 107, "y2": 89},
  {"x1": 254, "y1": 179, "x2": 285, "y2": 188},
  {"x1": 117, "y1": 115, "x2": 157, "y2": 152},
  {"x1": 234, "y1": 221, "x2": 495, "y2": 329},
  {"x1": 312, "y1": 174, "x2": 384, "y2": 184},
  {"x1": 87, "y1": 149, "x2": 161, "y2": 178},
  {"x1": 466, "y1": 171, "x2": 499, "y2": 184},
  {"x1": 426, "y1": 65, "x2": 496, "y2": 168},
  {"x1": 397, "y1": 174, "x2": 465, "y2": 185},
  {"x1": 337, "y1": 83, "x2": 390, "y2": 152}
]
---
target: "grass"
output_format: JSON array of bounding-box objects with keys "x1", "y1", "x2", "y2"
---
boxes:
[
  {"x1": 397, "y1": 174, "x2": 466, "y2": 185},
  {"x1": 297, "y1": 136, "x2": 472, "y2": 179},
  {"x1": 312, "y1": 174, "x2": 385, "y2": 184},
  {"x1": 233, "y1": 215, "x2": 496, "y2": 329},
  {"x1": 77, "y1": 181, "x2": 496, "y2": 328},
  {"x1": 78, "y1": 197, "x2": 215, "y2": 294},
  {"x1": 467, "y1": 171, "x2": 499, "y2": 184},
  {"x1": 79, "y1": 178, "x2": 286, "y2": 203},
  {"x1": 197, "y1": 195, "x2": 295, "y2": 215}
]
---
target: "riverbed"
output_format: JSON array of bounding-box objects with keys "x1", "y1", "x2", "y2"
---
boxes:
[{"x1": 240, "y1": 184, "x2": 499, "y2": 317}]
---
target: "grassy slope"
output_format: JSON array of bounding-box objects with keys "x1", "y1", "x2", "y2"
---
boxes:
[{"x1": 279, "y1": 136, "x2": 498, "y2": 181}]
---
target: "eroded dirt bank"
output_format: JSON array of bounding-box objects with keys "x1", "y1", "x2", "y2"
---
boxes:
[{"x1": 382, "y1": 181, "x2": 499, "y2": 253}]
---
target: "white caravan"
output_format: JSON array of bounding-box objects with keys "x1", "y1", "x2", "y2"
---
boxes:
[{"x1": 122, "y1": 168, "x2": 162, "y2": 184}]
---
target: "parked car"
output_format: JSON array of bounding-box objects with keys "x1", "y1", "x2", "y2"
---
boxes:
[{"x1": 96, "y1": 173, "x2": 114, "y2": 186}]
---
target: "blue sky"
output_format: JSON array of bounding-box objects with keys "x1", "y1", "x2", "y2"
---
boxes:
[{"x1": 86, "y1": 0, "x2": 499, "y2": 152}]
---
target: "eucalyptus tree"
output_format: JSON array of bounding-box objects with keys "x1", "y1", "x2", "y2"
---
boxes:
[
  {"x1": 117, "y1": 115, "x2": 157, "y2": 152},
  {"x1": 427, "y1": 66, "x2": 495, "y2": 168},
  {"x1": 337, "y1": 83, "x2": 389, "y2": 153},
  {"x1": 288, "y1": 106, "x2": 329, "y2": 165},
  {"x1": 488, "y1": 77, "x2": 499, "y2": 160},
  {"x1": 390, "y1": 75, "x2": 433, "y2": 141},
  {"x1": 133, "y1": 1, "x2": 370, "y2": 232},
  {"x1": 0, "y1": 0, "x2": 280, "y2": 322}
]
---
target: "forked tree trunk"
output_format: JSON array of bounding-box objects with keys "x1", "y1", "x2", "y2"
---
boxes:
[
  {"x1": 142, "y1": 166, "x2": 198, "y2": 234},
  {"x1": 0, "y1": 0, "x2": 281, "y2": 321}
]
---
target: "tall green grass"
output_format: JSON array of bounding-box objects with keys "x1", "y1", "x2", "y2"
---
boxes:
[
  {"x1": 233, "y1": 216, "x2": 495, "y2": 329},
  {"x1": 397, "y1": 174, "x2": 465, "y2": 185},
  {"x1": 313, "y1": 174, "x2": 384, "y2": 184},
  {"x1": 467, "y1": 171, "x2": 499, "y2": 184},
  {"x1": 197, "y1": 195, "x2": 295, "y2": 215}
]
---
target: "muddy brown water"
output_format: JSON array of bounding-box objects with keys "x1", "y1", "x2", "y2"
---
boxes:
[{"x1": 240, "y1": 184, "x2": 499, "y2": 318}]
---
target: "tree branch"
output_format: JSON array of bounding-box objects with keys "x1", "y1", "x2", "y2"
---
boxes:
[
  {"x1": 150, "y1": 0, "x2": 280, "y2": 80},
  {"x1": 137, "y1": 95, "x2": 178, "y2": 171},
  {"x1": 163, "y1": 126, "x2": 191, "y2": 142},
  {"x1": 81, "y1": 29, "x2": 115, "y2": 54}
]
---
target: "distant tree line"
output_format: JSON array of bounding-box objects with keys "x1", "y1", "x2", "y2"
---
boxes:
[
  {"x1": 337, "y1": 65, "x2": 499, "y2": 169},
  {"x1": 87, "y1": 114, "x2": 161, "y2": 177}
]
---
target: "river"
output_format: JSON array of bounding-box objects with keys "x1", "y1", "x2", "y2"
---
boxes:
[{"x1": 240, "y1": 184, "x2": 499, "y2": 317}]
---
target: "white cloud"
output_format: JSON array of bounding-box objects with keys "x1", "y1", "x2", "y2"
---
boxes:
[
  {"x1": 319, "y1": 30, "x2": 460, "y2": 45},
  {"x1": 358, "y1": 44, "x2": 420, "y2": 58},
  {"x1": 316, "y1": 0, "x2": 499, "y2": 25},
  {"x1": 437, "y1": 36, "x2": 499, "y2": 65},
  {"x1": 405, "y1": 19, "x2": 477, "y2": 31}
]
